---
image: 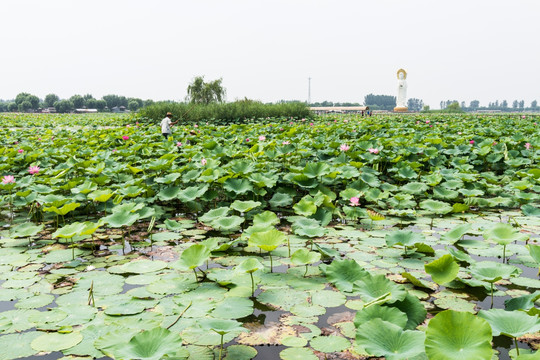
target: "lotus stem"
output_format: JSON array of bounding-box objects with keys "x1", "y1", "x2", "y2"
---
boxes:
[
  {"x1": 269, "y1": 252, "x2": 273, "y2": 273},
  {"x1": 287, "y1": 236, "x2": 291, "y2": 257},
  {"x1": 490, "y1": 283, "x2": 494, "y2": 308},
  {"x1": 219, "y1": 334, "x2": 224, "y2": 360},
  {"x1": 193, "y1": 268, "x2": 198, "y2": 283},
  {"x1": 250, "y1": 272, "x2": 255, "y2": 297},
  {"x1": 166, "y1": 301, "x2": 192, "y2": 330},
  {"x1": 503, "y1": 245, "x2": 506, "y2": 263},
  {"x1": 304, "y1": 265, "x2": 309, "y2": 277},
  {"x1": 514, "y1": 337, "x2": 520, "y2": 356}
]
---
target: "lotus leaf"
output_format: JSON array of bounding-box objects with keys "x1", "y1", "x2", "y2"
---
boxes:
[
  {"x1": 199, "y1": 207, "x2": 230, "y2": 223},
  {"x1": 483, "y1": 222, "x2": 529, "y2": 245},
  {"x1": 424, "y1": 254, "x2": 459, "y2": 285},
  {"x1": 440, "y1": 223, "x2": 471, "y2": 243},
  {"x1": 386, "y1": 293, "x2": 427, "y2": 330},
  {"x1": 224, "y1": 178, "x2": 253, "y2": 194},
  {"x1": 10, "y1": 223, "x2": 44, "y2": 238},
  {"x1": 292, "y1": 198, "x2": 317, "y2": 216},
  {"x1": 176, "y1": 244, "x2": 211, "y2": 270},
  {"x1": 253, "y1": 211, "x2": 280, "y2": 226},
  {"x1": 353, "y1": 274, "x2": 407, "y2": 304},
  {"x1": 309, "y1": 335, "x2": 350, "y2": 353},
  {"x1": 249, "y1": 229, "x2": 286, "y2": 252},
  {"x1": 31, "y1": 332, "x2": 83, "y2": 352},
  {"x1": 0, "y1": 332, "x2": 41, "y2": 359},
  {"x1": 103, "y1": 210, "x2": 140, "y2": 228},
  {"x1": 425, "y1": 310, "x2": 492, "y2": 360},
  {"x1": 230, "y1": 200, "x2": 261, "y2": 213},
  {"x1": 210, "y1": 215, "x2": 245, "y2": 232},
  {"x1": 356, "y1": 318, "x2": 425, "y2": 360},
  {"x1": 419, "y1": 199, "x2": 453, "y2": 214},
  {"x1": 88, "y1": 189, "x2": 113, "y2": 203},
  {"x1": 269, "y1": 192, "x2": 293, "y2": 207},
  {"x1": 211, "y1": 297, "x2": 253, "y2": 319},
  {"x1": 323, "y1": 259, "x2": 368, "y2": 293},
  {"x1": 279, "y1": 347, "x2": 318, "y2": 360},
  {"x1": 236, "y1": 258, "x2": 264, "y2": 274},
  {"x1": 291, "y1": 249, "x2": 321, "y2": 266},
  {"x1": 354, "y1": 304, "x2": 408, "y2": 329}
]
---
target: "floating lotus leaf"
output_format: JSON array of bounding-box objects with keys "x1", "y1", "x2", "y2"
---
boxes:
[
  {"x1": 425, "y1": 310, "x2": 492, "y2": 360},
  {"x1": 230, "y1": 200, "x2": 261, "y2": 213},
  {"x1": 522, "y1": 204, "x2": 540, "y2": 216},
  {"x1": 279, "y1": 347, "x2": 318, "y2": 360},
  {"x1": 102, "y1": 210, "x2": 140, "y2": 228},
  {"x1": 356, "y1": 318, "x2": 425, "y2": 360},
  {"x1": 528, "y1": 244, "x2": 540, "y2": 264},
  {"x1": 199, "y1": 207, "x2": 230, "y2": 223},
  {"x1": 100, "y1": 327, "x2": 188, "y2": 360},
  {"x1": 353, "y1": 274, "x2": 407, "y2": 304},
  {"x1": 211, "y1": 297, "x2": 253, "y2": 319},
  {"x1": 104, "y1": 301, "x2": 147, "y2": 316},
  {"x1": 310, "y1": 335, "x2": 350, "y2": 353},
  {"x1": 440, "y1": 223, "x2": 471, "y2": 243},
  {"x1": 281, "y1": 336, "x2": 308, "y2": 347},
  {"x1": 10, "y1": 223, "x2": 44, "y2": 238},
  {"x1": 201, "y1": 318, "x2": 247, "y2": 336},
  {"x1": 249, "y1": 229, "x2": 286, "y2": 252},
  {"x1": 176, "y1": 244, "x2": 211, "y2": 270},
  {"x1": 354, "y1": 304, "x2": 408, "y2": 329},
  {"x1": 323, "y1": 259, "x2": 368, "y2": 293},
  {"x1": 424, "y1": 254, "x2": 459, "y2": 285},
  {"x1": 478, "y1": 309, "x2": 540, "y2": 338},
  {"x1": 210, "y1": 215, "x2": 244, "y2": 232},
  {"x1": 269, "y1": 192, "x2": 293, "y2": 207},
  {"x1": 419, "y1": 199, "x2": 453, "y2": 214},
  {"x1": 31, "y1": 332, "x2": 83, "y2": 352},
  {"x1": 385, "y1": 230, "x2": 425, "y2": 248},
  {"x1": 0, "y1": 331, "x2": 41, "y2": 359},
  {"x1": 150, "y1": 231, "x2": 182, "y2": 242},
  {"x1": 15, "y1": 294, "x2": 54, "y2": 309},
  {"x1": 483, "y1": 222, "x2": 529, "y2": 245},
  {"x1": 310, "y1": 290, "x2": 346, "y2": 308},
  {"x1": 224, "y1": 344, "x2": 258, "y2": 360}
]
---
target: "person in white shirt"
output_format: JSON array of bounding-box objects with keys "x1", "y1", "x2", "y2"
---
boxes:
[{"x1": 161, "y1": 112, "x2": 178, "y2": 139}]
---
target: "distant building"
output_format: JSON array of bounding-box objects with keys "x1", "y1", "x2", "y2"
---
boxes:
[
  {"x1": 75, "y1": 109, "x2": 98, "y2": 113},
  {"x1": 40, "y1": 107, "x2": 57, "y2": 113},
  {"x1": 310, "y1": 106, "x2": 370, "y2": 115},
  {"x1": 111, "y1": 106, "x2": 128, "y2": 113}
]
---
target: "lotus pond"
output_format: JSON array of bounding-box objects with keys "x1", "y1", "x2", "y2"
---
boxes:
[{"x1": 0, "y1": 113, "x2": 539, "y2": 360}]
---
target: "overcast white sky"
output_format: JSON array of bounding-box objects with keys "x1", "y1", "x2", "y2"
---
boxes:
[{"x1": 1, "y1": 0, "x2": 539, "y2": 108}]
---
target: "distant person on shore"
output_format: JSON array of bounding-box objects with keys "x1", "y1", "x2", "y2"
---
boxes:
[{"x1": 161, "y1": 112, "x2": 178, "y2": 139}]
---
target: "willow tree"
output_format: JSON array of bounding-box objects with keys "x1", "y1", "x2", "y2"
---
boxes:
[{"x1": 186, "y1": 76, "x2": 226, "y2": 104}]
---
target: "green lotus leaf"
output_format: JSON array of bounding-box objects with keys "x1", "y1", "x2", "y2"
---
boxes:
[
  {"x1": 155, "y1": 172, "x2": 181, "y2": 184},
  {"x1": 310, "y1": 290, "x2": 346, "y2": 308},
  {"x1": 293, "y1": 198, "x2": 317, "y2": 216},
  {"x1": 279, "y1": 347, "x2": 318, "y2": 360},
  {"x1": 424, "y1": 254, "x2": 459, "y2": 285},
  {"x1": 459, "y1": 188, "x2": 485, "y2": 197},
  {"x1": 201, "y1": 318, "x2": 246, "y2": 336},
  {"x1": 291, "y1": 249, "x2": 321, "y2": 266},
  {"x1": 440, "y1": 223, "x2": 471, "y2": 243},
  {"x1": 88, "y1": 189, "x2": 114, "y2": 203},
  {"x1": 176, "y1": 244, "x2": 211, "y2": 270},
  {"x1": 469, "y1": 261, "x2": 521, "y2": 283},
  {"x1": 323, "y1": 259, "x2": 368, "y2": 293},
  {"x1": 150, "y1": 231, "x2": 182, "y2": 242},
  {"x1": 43, "y1": 202, "x2": 81, "y2": 216},
  {"x1": 303, "y1": 162, "x2": 331, "y2": 178},
  {"x1": 116, "y1": 259, "x2": 168, "y2": 274},
  {"x1": 103, "y1": 210, "x2": 140, "y2": 228},
  {"x1": 0, "y1": 332, "x2": 41, "y2": 359},
  {"x1": 401, "y1": 272, "x2": 437, "y2": 290},
  {"x1": 210, "y1": 215, "x2": 244, "y2": 232},
  {"x1": 31, "y1": 332, "x2": 83, "y2": 352},
  {"x1": 419, "y1": 199, "x2": 453, "y2": 214},
  {"x1": 178, "y1": 184, "x2": 209, "y2": 202},
  {"x1": 224, "y1": 178, "x2": 253, "y2": 194},
  {"x1": 105, "y1": 301, "x2": 147, "y2": 316},
  {"x1": 354, "y1": 304, "x2": 408, "y2": 329},
  {"x1": 356, "y1": 318, "x2": 425, "y2": 360},
  {"x1": 353, "y1": 274, "x2": 407, "y2": 304},
  {"x1": 505, "y1": 290, "x2": 540, "y2": 311},
  {"x1": 253, "y1": 211, "x2": 280, "y2": 227},
  {"x1": 120, "y1": 185, "x2": 144, "y2": 197},
  {"x1": 385, "y1": 230, "x2": 425, "y2": 248},
  {"x1": 163, "y1": 219, "x2": 188, "y2": 231},
  {"x1": 309, "y1": 335, "x2": 350, "y2": 353},
  {"x1": 101, "y1": 327, "x2": 188, "y2": 360},
  {"x1": 211, "y1": 297, "x2": 253, "y2": 319},
  {"x1": 483, "y1": 222, "x2": 529, "y2": 245},
  {"x1": 52, "y1": 222, "x2": 87, "y2": 239},
  {"x1": 0, "y1": 309, "x2": 40, "y2": 333},
  {"x1": 400, "y1": 182, "x2": 429, "y2": 195},
  {"x1": 269, "y1": 192, "x2": 293, "y2": 207},
  {"x1": 478, "y1": 309, "x2": 540, "y2": 338},
  {"x1": 224, "y1": 344, "x2": 258, "y2": 360},
  {"x1": 15, "y1": 294, "x2": 55, "y2": 309},
  {"x1": 249, "y1": 229, "x2": 286, "y2": 252},
  {"x1": 425, "y1": 310, "x2": 492, "y2": 360},
  {"x1": 522, "y1": 204, "x2": 540, "y2": 216},
  {"x1": 236, "y1": 258, "x2": 264, "y2": 274},
  {"x1": 528, "y1": 244, "x2": 540, "y2": 264},
  {"x1": 199, "y1": 207, "x2": 230, "y2": 223},
  {"x1": 433, "y1": 186, "x2": 459, "y2": 200},
  {"x1": 230, "y1": 200, "x2": 261, "y2": 213},
  {"x1": 157, "y1": 186, "x2": 181, "y2": 201},
  {"x1": 386, "y1": 293, "x2": 427, "y2": 330},
  {"x1": 10, "y1": 223, "x2": 44, "y2": 238}
]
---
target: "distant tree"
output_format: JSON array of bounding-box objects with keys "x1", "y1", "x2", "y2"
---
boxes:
[
  {"x1": 44, "y1": 94, "x2": 59, "y2": 108},
  {"x1": 422, "y1": 105, "x2": 430, "y2": 112},
  {"x1": 8, "y1": 103, "x2": 18, "y2": 112},
  {"x1": 143, "y1": 99, "x2": 154, "y2": 107},
  {"x1": 18, "y1": 100, "x2": 33, "y2": 112},
  {"x1": 501, "y1": 100, "x2": 508, "y2": 109},
  {"x1": 512, "y1": 100, "x2": 519, "y2": 109},
  {"x1": 531, "y1": 100, "x2": 538, "y2": 109},
  {"x1": 15, "y1": 92, "x2": 40, "y2": 110},
  {"x1": 54, "y1": 100, "x2": 73, "y2": 113},
  {"x1": 83, "y1": 94, "x2": 94, "y2": 101},
  {"x1": 85, "y1": 98, "x2": 98, "y2": 109},
  {"x1": 102, "y1": 95, "x2": 128, "y2": 109},
  {"x1": 518, "y1": 100, "x2": 524, "y2": 110},
  {"x1": 460, "y1": 101, "x2": 466, "y2": 110},
  {"x1": 186, "y1": 76, "x2": 226, "y2": 104},
  {"x1": 95, "y1": 99, "x2": 107, "y2": 112},
  {"x1": 407, "y1": 98, "x2": 424, "y2": 112},
  {"x1": 444, "y1": 102, "x2": 463, "y2": 113},
  {"x1": 128, "y1": 98, "x2": 144, "y2": 108},
  {"x1": 469, "y1": 100, "x2": 480, "y2": 110},
  {"x1": 364, "y1": 94, "x2": 396, "y2": 111},
  {"x1": 70, "y1": 95, "x2": 85, "y2": 108},
  {"x1": 128, "y1": 100, "x2": 139, "y2": 112}
]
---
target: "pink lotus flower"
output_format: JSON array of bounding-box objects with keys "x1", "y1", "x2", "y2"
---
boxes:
[
  {"x1": 259, "y1": 135, "x2": 266, "y2": 141},
  {"x1": 368, "y1": 148, "x2": 379, "y2": 154},
  {"x1": 136, "y1": 122, "x2": 139, "y2": 125},
  {"x1": 525, "y1": 142, "x2": 531, "y2": 150},
  {"x1": 112, "y1": 149, "x2": 117, "y2": 153},
  {"x1": 458, "y1": 132, "x2": 462, "y2": 135},
  {"x1": 2, "y1": 175, "x2": 15, "y2": 184},
  {"x1": 416, "y1": 121, "x2": 420, "y2": 124},
  {"x1": 13, "y1": 141, "x2": 19, "y2": 145},
  {"x1": 126, "y1": 124, "x2": 130, "y2": 128},
  {"x1": 469, "y1": 140, "x2": 475, "y2": 144},
  {"x1": 201, "y1": 158, "x2": 207, "y2": 166},
  {"x1": 246, "y1": 138, "x2": 250, "y2": 142},
  {"x1": 282, "y1": 141, "x2": 290, "y2": 145},
  {"x1": 340, "y1": 144, "x2": 350, "y2": 152},
  {"x1": 344, "y1": 119, "x2": 348, "y2": 123},
  {"x1": 426, "y1": 120, "x2": 430, "y2": 124},
  {"x1": 280, "y1": 128, "x2": 284, "y2": 131},
  {"x1": 309, "y1": 122, "x2": 314, "y2": 126},
  {"x1": 18, "y1": 149, "x2": 24, "y2": 153},
  {"x1": 522, "y1": 115, "x2": 526, "y2": 119},
  {"x1": 350, "y1": 197, "x2": 360, "y2": 206},
  {"x1": 177, "y1": 142, "x2": 182, "y2": 147},
  {"x1": 290, "y1": 122, "x2": 293, "y2": 125},
  {"x1": 194, "y1": 124, "x2": 198, "y2": 128},
  {"x1": 28, "y1": 166, "x2": 40, "y2": 175},
  {"x1": 122, "y1": 136, "x2": 129, "y2": 140},
  {"x1": 492, "y1": 141, "x2": 497, "y2": 146}
]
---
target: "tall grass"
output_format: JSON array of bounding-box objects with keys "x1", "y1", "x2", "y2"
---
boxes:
[{"x1": 137, "y1": 100, "x2": 312, "y2": 124}]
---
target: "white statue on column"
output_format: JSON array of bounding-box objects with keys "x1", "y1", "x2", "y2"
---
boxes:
[{"x1": 394, "y1": 68, "x2": 408, "y2": 112}]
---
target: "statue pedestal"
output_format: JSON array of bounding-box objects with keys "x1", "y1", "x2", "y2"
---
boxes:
[{"x1": 394, "y1": 107, "x2": 408, "y2": 112}]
